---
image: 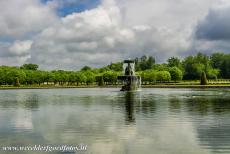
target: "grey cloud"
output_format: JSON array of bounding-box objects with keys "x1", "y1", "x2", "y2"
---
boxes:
[
  {"x1": 28, "y1": 0, "x2": 196, "y2": 69},
  {"x1": 196, "y1": 7, "x2": 230, "y2": 40},
  {"x1": 1, "y1": 0, "x2": 230, "y2": 69},
  {"x1": 0, "y1": 0, "x2": 57, "y2": 66}
]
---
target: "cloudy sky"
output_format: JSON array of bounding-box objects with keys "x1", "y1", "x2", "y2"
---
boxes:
[{"x1": 0, "y1": 0, "x2": 230, "y2": 70}]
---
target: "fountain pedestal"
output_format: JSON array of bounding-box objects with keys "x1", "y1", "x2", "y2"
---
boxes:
[{"x1": 117, "y1": 60, "x2": 141, "y2": 91}]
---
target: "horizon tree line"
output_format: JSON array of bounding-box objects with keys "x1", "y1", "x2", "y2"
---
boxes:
[{"x1": 0, "y1": 52, "x2": 229, "y2": 86}]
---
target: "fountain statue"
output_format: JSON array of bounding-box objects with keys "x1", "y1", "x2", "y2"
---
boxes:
[{"x1": 117, "y1": 60, "x2": 141, "y2": 91}]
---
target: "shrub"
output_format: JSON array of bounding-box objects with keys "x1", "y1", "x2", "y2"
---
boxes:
[
  {"x1": 200, "y1": 71, "x2": 208, "y2": 85},
  {"x1": 156, "y1": 71, "x2": 171, "y2": 82}
]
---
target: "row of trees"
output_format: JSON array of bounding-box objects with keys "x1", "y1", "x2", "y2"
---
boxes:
[
  {"x1": 100, "y1": 52, "x2": 230, "y2": 80},
  {"x1": 0, "y1": 52, "x2": 229, "y2": 86},
  {"x1": 0, "y1": 64, "x2": 122, "y2": 86},
  {"x1": 168, "y1": 53, "x2": 230, "y2": 80}
]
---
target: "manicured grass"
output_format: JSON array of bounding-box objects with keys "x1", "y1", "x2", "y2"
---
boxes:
[{"x1": 0, "y1": 82, "x2": 230, "y2": 89}]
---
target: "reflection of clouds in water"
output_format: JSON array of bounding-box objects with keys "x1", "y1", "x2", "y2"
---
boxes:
[
  {"x1": 89, "y1": 116, "x2": 210, "y2": 154},
  {"x1": 1, "y1": 88, "x2": 230, "y2": 154},
  {"x1": 185, "y1": 96, "x2": 230, "y2": 153},
  {"x1": 197, "y1": 124, "x2": 230, "y2": 153},
  {"x1": 14, "y1": 109, "x2": 33, "y2": 130}
]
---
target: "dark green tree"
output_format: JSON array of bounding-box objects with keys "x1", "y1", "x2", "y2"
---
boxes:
[
  {"x1": 137, "y1": 55, "x2": 156, "y2": 71},
  {"x1": 183, "y1": 55, "x2": 206, "y2": 80},
  {"x1": 20, "y1": 64, "x2": 39, "y2": 70},
  {"x1": 210, "y1": 53, "x2": 225, "y2": 69},
  {"x1": 167, "y1": 57, "x2": 181, "y2": 68},
  {"x1": 81, "y1": 66, "x2": 92, "y2": 71},
  {"x1": 169, "y1": 67, "x2": 183, "y2": 82},
  {"x1": 107, "y1": 62, "x2": 123, "y2": 71},
  {"x1": 96, "y1": 76, "x2": 105, "y2": 86}
]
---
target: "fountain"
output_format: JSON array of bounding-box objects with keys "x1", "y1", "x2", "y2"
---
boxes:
[{"x1": 117, "y1": 60, "x2": 141, "y2": 91}]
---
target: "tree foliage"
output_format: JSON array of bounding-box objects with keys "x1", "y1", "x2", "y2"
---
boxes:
[
  {"x1": 156, "y1": 71, "x2": 171, "y2": 82},
  {"x1": 0, "y1": 52, "x2": 229, "y2": 86},
  {"x1": 135, "y1": 56, "x2": 155, "y2": 71},
  {"x1": 167, "y1": 57, "x2": 181, "y2": 68},
  {"x1": 169, "y1": 67, "x2": 183, "y2": 82},
  {"x1": 20, "y1": 64, "x2": 39, "y2": 70}
]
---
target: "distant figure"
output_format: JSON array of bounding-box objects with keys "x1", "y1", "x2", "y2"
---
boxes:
[{"x1": 125, "y1": 63, "x2": 133, "y2": 76}]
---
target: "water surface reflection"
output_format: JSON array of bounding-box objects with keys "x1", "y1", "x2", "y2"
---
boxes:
[{"x1": 0, "y1": 88, "x2": 229, "y2": 154}]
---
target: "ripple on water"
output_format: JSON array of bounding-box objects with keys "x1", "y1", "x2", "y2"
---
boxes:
[{"x1": 0, "y1": 88, "x2": 230, "y2": 154}]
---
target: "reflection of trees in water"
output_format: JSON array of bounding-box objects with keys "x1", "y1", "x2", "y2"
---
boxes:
[
  {"x1": 122, "y1": 92, "x2": 156, "y2": 124},
  {"x1": 185, "y1": 97, "x2": 230, "y2": 115},
  {"x1": 24, "y1": 94, "x2": 39, "y2": 109},
  {"x1": 197, "y1": 125, "x2": 230, "y2": 153},
  {"x1": 185, "y1": 96, "x2": 230, "y2": 153},
  {"x1": 0, "y1": 93, "x2": 39, "y2": 110},
  {"x1": 169, "y1": 98, "x2": 181, "y2": 112},
  {"x1": 135, "y1": 99, "x2": 156, "y2": 118}
]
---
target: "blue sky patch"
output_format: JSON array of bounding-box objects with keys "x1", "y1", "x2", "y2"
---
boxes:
[{"x1": 41, "y1": 0, "x2": 101, "y2": 16}]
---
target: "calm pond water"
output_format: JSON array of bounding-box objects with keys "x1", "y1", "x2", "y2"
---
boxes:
[{"x1": 0, "y1": 88, "x2": 230, "y2": 154}]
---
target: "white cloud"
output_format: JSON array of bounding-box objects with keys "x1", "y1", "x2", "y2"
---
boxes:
[
  {"x1": 9, "y1": 40, "x2": 33, "y2": 56},
  {"x1": 28, "y1": 1, "x2": 137, "y2": 69},
  {"x1": 0, "y1": 0, "x2": 57, "y2": 66},
  {"x1": 0, "y1": 0, "x2": 230, "y2": 69},
  {"x1": 0, "y1": 0, "x2": 57, "y2": 38},
  {"x1": 29, "y1": 0, "x2": 195, "y2": 69}
]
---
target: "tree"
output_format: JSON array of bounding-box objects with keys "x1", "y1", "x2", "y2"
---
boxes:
[
  {"x1": 192, "y1": 63, "x2": 205, "y2": 78},
  {"x1": 220, "y1": 55, "x2": 230, "y2": 78},
  {"x1": 210, "y1": 53, "x2": 230, "y2": 79},
  {"x1": 0, "y1": 67, "x2": 7, "y2": 85},
  {"x1": 207, "y1": 68, "x2": 219, "y2": 79},
  {"x1": 210, "y1": 53, "x2": 225, "y2": 69},
  {"x1": 107, "y1": 62, "x2": 123, "y2": 71},
  {"x1": 200, "y1": 71, "x2": 208, "y2": 85},
  {"x1": 183, "y1": 55, "x2": 206, "y2": 80},
  {"x1": 167, "y1": 57, "x2": 181, "y2": 68},
  {"x1": 14, "y1": 78, "x2": 20, "y2": 87},
  {"x1": 135, "y1": 58, "x2": 141, "y2": 71},
  {"x1": 169, "y1": 67, "x2": 183, "y2": 82},
  {"x1": 81, "y1": 66, "x2": 92, "y2": 71},
  {"x1": 6, "y1": 69, "x2": 26, "y2": 85},
  {"x1": 24, "y1": 70, "x2": 37, "y2": 85},
  {"x1": 34, "y1": 71, "x2": 45, "y2": 85},
  {"x1": 53, "y1": 70, "x2": 69, "y2": 85},
  {"x1": 156, "y1": 71, "x2": 171, "y2": 82},
  {"x1": 20, "y1": 64, "x2": 39, "y2": 70},
  {"x1": 83, "y1": 71, "x2": 95, "y2": 85},
  {"x1": 147, "y1": 56, "x2": 155, "y2": 68},
  {"x1": 143, "y1": 70, "x2": 157, "y2": 84},
  {"x1": 96, "y1": 76, "x2": 105, "y2": 86},
  {"x1": 139, "y1": 71, "x2": 147, "y2": 84},
  {"x1": 43, "y1": 71, "x2": 51, "y2": 85},
  {"x1": 68, "y1": 72, "x2": 75, "y2": 85},
  {"x1": 74, "y1": 72, "x2": 86, "y2": 85},
  {"x1": 136, "y1": 55, "x2": 156, "y2": 71},
  {"x1": 152, "y1": 64, "x2": 169, "y2": 71},
  {"x1": 103, "y1": 71, "x2": 118, "y2": 85}
]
